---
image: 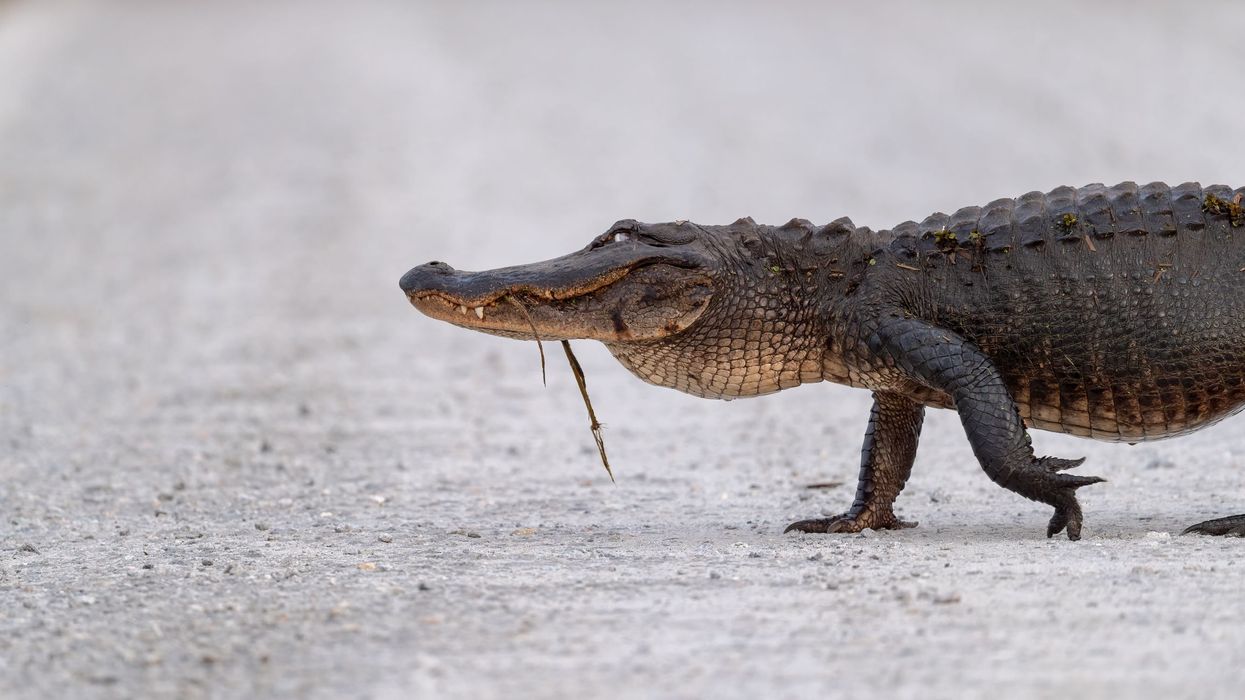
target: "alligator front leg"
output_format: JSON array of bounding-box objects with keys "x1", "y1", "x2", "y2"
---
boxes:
[
  {"x1": 1183, "y1": 515, "x2": 1245, "y2": 537},
  {"x1": 868, "y1": 314, "x2": 1104, "y2": 540},
  {"x1": 786, "y1": 392, "x2": 924, "y2": 534}
]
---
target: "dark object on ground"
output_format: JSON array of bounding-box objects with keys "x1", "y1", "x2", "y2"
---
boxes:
[{"x1": 400, "y1": 181, "x2": 1245, "y2": 540}]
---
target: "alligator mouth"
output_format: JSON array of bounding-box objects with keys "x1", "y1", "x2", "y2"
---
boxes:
[
  {"x1": 409, "y1": 292, "x2": 572, "y2": 341},
  {"x1": 401, "y1": 256, "x2": 715, "y2": 342},
  {"x1": 408, "y1": 287, "x2": 571, "y2": 331},
  {"x1": 405, "y1": 259, "x2": 644, "y2": 312}
]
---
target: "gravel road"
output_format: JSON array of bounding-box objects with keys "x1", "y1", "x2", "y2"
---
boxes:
[{"x1": 2, "y1": 1, "x2": 1244, "y2": 698}]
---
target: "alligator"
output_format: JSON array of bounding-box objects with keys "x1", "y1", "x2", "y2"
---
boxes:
[{"x1": 400, "y1": 181, "x2": 1245, "y2": 540}]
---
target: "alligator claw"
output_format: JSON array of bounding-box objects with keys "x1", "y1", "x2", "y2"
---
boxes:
[
  {"x1": 1038, "y1": 456, "x2": 1087, "y2": 472},
  {"x1": 1042, "y1": 468, "x2": 1104, "y2": 540},
  {"x1": 784, "y1": 512, "x2": 917, "y2": 534},
  {"x1": 1182, "y1": 514, "x2": 1245, "y2": 537},
  {"x1": 1046, "y1": 500, "x2": 1079, "y2": 539}
]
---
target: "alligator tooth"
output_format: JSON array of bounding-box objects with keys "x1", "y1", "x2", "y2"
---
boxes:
[
  {"x1": 474, "y1": 306, "x2": 484, "y2": 319},
  {"x1": 458, "y1": 305, "x2": 468, "y2": 314}
]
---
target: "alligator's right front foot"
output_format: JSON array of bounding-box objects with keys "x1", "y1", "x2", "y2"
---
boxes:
[
  {"x1": 1182, "y1": 514, "x2": 1245, "y2": 537},
  {"x1": 1027, "y1": 456, "x2": 1104, "y2": 541},
  {"x1": 784, "y1": 511, "x2": 917, "y2": 534}
]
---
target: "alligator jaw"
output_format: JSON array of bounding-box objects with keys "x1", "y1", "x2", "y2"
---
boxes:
[
  {"x1": 403, "y1": 288, "x2": 600, "y2": 341},
  {"x1": 400, "y1": 246, "x2": 715, "y2": 342}
]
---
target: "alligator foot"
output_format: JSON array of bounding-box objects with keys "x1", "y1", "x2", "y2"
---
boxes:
[
  {"x1": 784, "y1": 511, "x2": 917, "y2": 534},
  {"x1": 1182, "y1": 514, "x2": 1245, "y2": 537},
  {"x1": 788, "y1": 392, "x2": 924, "y2": 536},
  {"x1": 1032, "y1": 456, "x2": 1104, "y2": 541}
]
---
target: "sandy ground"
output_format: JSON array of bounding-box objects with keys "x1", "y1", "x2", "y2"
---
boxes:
[{"x1": 2, "y1": 1, "x2": 1244, "y2": 698}]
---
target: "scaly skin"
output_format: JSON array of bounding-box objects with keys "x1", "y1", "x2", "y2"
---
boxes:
[{"x1": 400, "y1": 181, "x2": 1245, "y2": 540}]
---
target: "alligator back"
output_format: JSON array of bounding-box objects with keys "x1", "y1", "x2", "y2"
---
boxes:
[{"x1": 878, "y1": 181, "x2": 1245, "y2": 441}]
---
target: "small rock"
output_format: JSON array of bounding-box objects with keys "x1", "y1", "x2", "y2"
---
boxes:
[
  {"x1": 201, "y1": 559, "x2": 213, "y2": 567},
  {"x1": 357, "y1": 562, "x2": 377, "y2": 571},
  {"x1": 708, "y1": 571, "x2": 722, "y2": 580},
  {"x1": 378, "y1": 534, "x2": 393, "y2": 543},
  {"x1": 17, "y1": 543, "x2": 38, "y2": 554},
  {"x1": 418, "y1": 582, "x2": 432, "y2": 591},
  {"x1": 142, "y1": 563, "x2": 154, "y2": 570},
  {"x1": 255, "y1": 522, "x2": 270, "y2": 531}
]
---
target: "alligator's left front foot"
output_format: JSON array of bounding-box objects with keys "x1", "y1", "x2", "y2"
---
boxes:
[
  {"x1": 784, "y1": 511, "x2": 917, "y2": 534},
  {"x1": 1182, "y1": 514, "x2": 1245, "y2": 537},
  {"x1": 788, "y1": 392, "x2": 925, "y2": 535}
]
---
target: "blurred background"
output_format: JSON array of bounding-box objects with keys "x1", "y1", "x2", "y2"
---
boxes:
[{"x1": 2, "y1": 1, "x2": 1243, "y2": 698}]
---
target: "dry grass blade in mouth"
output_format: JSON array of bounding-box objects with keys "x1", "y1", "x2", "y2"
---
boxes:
[
  {"x1": 507, "y1": 296, "x2": 546, "y2": 386},
  {"x1": 505, "y1": 295, "x2": 612, "y2": 480},
  {"x1": 561, "y1": 340, "x2": 615, "y2": 483}
]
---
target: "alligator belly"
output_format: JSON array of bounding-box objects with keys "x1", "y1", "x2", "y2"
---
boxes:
[{"x1": 1012, "y1": 373, "x2": 1245, "y2": 442}]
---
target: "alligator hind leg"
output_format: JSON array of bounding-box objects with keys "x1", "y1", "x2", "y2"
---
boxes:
[
  {"x1": 1183, "y1": 515, "x2": 1245, "y2": 537},
  {"x1": 785, "y1": 392, "x2": 924, "y2": 534}
]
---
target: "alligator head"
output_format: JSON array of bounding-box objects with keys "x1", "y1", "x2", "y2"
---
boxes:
[
  {"x1": 400, "y1": 220, "x2": 718, "y2": 342},
  {"x1": 401, "y1": 217, "x2": 853, "y2": 399}
]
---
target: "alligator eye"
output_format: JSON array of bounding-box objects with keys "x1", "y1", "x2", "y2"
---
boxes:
[{"x1": 613, "y1": 232, "x2": 630, "y2": 243}]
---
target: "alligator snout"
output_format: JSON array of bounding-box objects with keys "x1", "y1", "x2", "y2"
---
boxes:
[
  {"x1": 400, "y1": 261, "x2": 455, "y2": 296},
  {"x1": 400, "y1": 228, "x2": 718, "y2": 307}
]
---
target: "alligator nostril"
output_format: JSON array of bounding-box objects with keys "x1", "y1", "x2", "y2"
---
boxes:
[{"x1": 423, "y1": 261, "x2": 456, "y2": 274}]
